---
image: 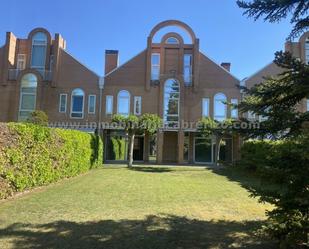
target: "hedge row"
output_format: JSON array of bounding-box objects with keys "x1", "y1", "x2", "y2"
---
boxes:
[
  {"x1": 238, "y1": 137, "x2": 309, "y2": 183},
  {"x1": 0, "y1": 123, "x2": 103, "y2": 199}
]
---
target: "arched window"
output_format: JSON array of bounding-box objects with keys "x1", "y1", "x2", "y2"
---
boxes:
[
  {"x1": 71, "y1": 88, "x2": 84, "y2": 118},
  {"x1": 117, "y1": 90, "x2": 130, "y2": 116},
  {"x1": 31, "y1": 32, "x2": 47, "y2": 69},
  {"x1": 19, "y1": 73, "x2": 37, "y2": 121},
  {"x1": 214, "y1": 93, "x2": 227, "y2": 121},
  {"x1": 165, "y1": 37, "x2": 179, "y2": 44},
  {"x1": 305, "y1": 37, "x2": 309, "y2": 64},
  {"x1": 164, "y1": 79, "x2": 180, "y2": 126}
]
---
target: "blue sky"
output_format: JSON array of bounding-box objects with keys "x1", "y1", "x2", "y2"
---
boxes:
[{"x1": 0, "y1": 0, "x2": 292, "y2": 79}]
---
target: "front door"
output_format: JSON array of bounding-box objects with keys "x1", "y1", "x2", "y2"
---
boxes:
[
  {"x1": 133, "y1": 136, "x2": 144, "y2": 161},
  {"x1": 163, "y1": 131, "x2": 178, "y2": 163}
]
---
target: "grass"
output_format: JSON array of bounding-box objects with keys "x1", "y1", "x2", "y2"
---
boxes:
[{"x1": 0, "y1": 165, "x2": 276, "y2": 249}]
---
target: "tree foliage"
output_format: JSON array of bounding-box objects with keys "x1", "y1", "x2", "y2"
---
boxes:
[
  {"x1": 198, "y1": 118, "x2": 236, "y2": 166},
  {"x1": 239, "y1": 51, "x2": 309, "y2": 138},
  {"x1": 26, "y1": 110, "x2": 49, "y2": 126},
  {"x1": 112, "y1": 113, "x2": 162, "y2": 167},
  {"x1": 237, "y1": 0, "x2": 309, "y2": 39},
  {"x1": 238, "y1": 1, "x2": 309, "y2": 247}
]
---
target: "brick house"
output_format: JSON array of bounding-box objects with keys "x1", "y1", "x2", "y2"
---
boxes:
[
  {"x1": 244, "y1": 31, "x2": 309, "y2": 120},
  {"x1": 2, "y1": 20, "x2": 306, "y2": 164},
  {"x1": 100, "y1": 20, "x2": 241, "y2": 164},
  {"x1": 0, "y1": 28, "x2": 101, "y2": 128}
]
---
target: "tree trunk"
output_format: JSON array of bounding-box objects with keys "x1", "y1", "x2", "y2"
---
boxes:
[
  {"x1": 214, "y1": 136, "x2": 222, "y2": 166},
  {"x1": 128, "y1": 133, "x2": 135, "y2": 168}
]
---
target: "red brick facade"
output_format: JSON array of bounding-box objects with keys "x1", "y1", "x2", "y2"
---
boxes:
[{"x1": 1, "y1": 20, "x2": 305, "y2": 164}]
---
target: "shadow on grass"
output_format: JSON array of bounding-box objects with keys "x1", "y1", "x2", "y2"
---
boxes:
[
  {"x1": 0, "y1": 215, "x2": 276, "y2": 249},
  {"x1": 129, "y1": 166, "x2": 172, "y2": 173},
  {"x1": 207, "y1": 166, "x2": 280, "y2": 199}
]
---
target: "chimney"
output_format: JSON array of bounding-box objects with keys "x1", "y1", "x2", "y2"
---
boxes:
[
  {"x1": 221, "y1": 62, "x2": 231, "y2": 72},
  {"x1": 105, "y1": 50, "x2": 119, "y2": 75}
]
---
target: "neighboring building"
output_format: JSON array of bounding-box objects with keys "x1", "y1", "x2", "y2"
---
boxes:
[
  {"x1": 244, "y1": 31, "x2": 309, "y2": 119},
  {"x1": 0, "y1": 20, "x2": 245, "y2": 164},
  {"x1": 101, "y1": 20, "x2": 241, "y2": 164},
  {"x1": 0, "y1": 28, "x2": 101, "y2": 129}
]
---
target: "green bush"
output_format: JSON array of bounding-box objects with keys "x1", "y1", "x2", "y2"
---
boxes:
[
  {"x1": 0, "y1": 123, "x2": 103, "y2": 199},
  {"x1": 238, "y1": 137, "x2": 309, "y2": 248},
  {"x1": 111, "y1": 137, "x2": 126, "y2": 160},
  {"x1": 26, "y1": 110, "x2": 49, "y2": 126}
]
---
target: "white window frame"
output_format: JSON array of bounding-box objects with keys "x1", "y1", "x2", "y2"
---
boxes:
[
  {"x1": 183, "y1": 54, "x2": 192, "y2": 85},
  {"x1": 17, "y1": 54, "x2": 26, "y2": 70},
  {"x1": 88, "y1": 95, "x2": 96, "y2": 114},
  {"x1": 59, "y1": 93, "x2": 67, "y2": 113},
  {"x1": 117, "y1": 90, "x2": 130, "y2": 116},
  {"x1": 214, "y1": 93, "x2": 227, "y2": 121},
  {"x1": 231, "y1": 98, "x2": 238, "y2": 119},
  {"x1": 70, "y1": 89, "x2": 85, "y2": 119},
  {"x1": 106, "y1": 95, "x2": 113, "y2": 115},
  {"x1": 151, "y1": 53, "x2": 160, "y2": 80},
  {"x1": 134, "y1": 96, "x2": 142, "y2": 115},
  {"x1": 202, "y1": 98, "x2": 209, "y2": 117}
]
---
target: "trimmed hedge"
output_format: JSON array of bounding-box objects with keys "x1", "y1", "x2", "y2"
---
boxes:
[{"x1": 0, "y1": 123, "x2": 103, "y2": 199}]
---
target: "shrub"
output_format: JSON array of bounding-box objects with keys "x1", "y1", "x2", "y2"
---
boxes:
[
  {"x1": 0, "y1": 123, "x2": 103, "y2": 199},
  {"x1": 238, "y1": 136, "x2": 309, "y2": 248},
  {"x1": 111, "y1": 137, "x2": 126, "y2": 160},
  {"x1": 26, "y1": 110, "x2": 48, "y2": 126}
]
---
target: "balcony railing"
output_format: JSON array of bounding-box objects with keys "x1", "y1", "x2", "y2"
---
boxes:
[{"x1": 8, "y1": 69, "x2": 52, "y2": 81}]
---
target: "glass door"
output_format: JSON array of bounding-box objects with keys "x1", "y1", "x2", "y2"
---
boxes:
[{"x1": 194, "y1": 137, "x2": 212, "y2": 163}]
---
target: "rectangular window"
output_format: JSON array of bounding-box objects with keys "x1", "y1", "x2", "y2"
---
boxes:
[
  {"x1": 307, "y1": 99, "x2": 309, "y2": 111},
  {"x1": 17, "y1": 54, "x2": 26, "y2": 70},
  {"x1": 202, "y1": 98, "x2": 209, "y2": 117},
  {"x1": 151, "y1": 53, "x2": 160, "y2": 80},
  {"x1": 231, "y1": 99, "x2": 238, "y2": 119},
  {"x1": 59, "y1": 94, "x2": 67, "y2": 113},
  {"x1": 71, "y1": 96, "x2": 84, "y2": 118},
  {"x1": 88, "y1": 95, "x2": 96, "y2": 114},
  {"x1": 134, "y1": 96, "x2": 142, "y2": 115},
  {"x1": 184, "y1": 54, "x2": 192, "y2": 85},
  {"x1": 106, "y1": 95, "x2": 113, "y2": 114},
  {"x1": 31, "y1": 44, "x2": 46, "y2": 69}
]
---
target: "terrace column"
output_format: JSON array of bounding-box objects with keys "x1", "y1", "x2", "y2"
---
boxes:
[
  {"x1": 178, "y1": 130, "x2": 184, "y2": 164},
  {"x1": 143, "y1": 132, "x2": 150, "y2": 162},
  {"x1": 188, "y1": 132, "x2": 194, "y2": 163},
  {"x1": 157, "y1": 130, "x2": 164, "y2": 164}
]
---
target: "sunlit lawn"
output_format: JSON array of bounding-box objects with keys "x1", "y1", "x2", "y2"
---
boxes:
[{"x1": 0, "y1": 165, "x2": 275, "y2": 249}]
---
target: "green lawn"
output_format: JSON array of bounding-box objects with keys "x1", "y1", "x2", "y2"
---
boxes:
[{"x1": 0, "y1": 165, "x2": 275, "y2": 249}]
